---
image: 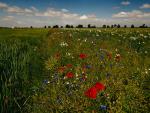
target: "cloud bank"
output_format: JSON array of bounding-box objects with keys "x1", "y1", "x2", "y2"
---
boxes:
[
  {"x1": 140, "y1": 4, "x2": 150, "y2": 9},
  {"x1": 112, "y1": 10, "x2": 150, "y2": 18}
]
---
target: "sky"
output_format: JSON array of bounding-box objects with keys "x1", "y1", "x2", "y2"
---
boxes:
[{"x1": 0, "y1": 0, "x2": 150, "y2": 27}]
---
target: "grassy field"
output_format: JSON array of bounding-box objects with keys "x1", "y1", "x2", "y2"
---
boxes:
[{"x1": 0, "y1": 28, "x2": 150, "y2": 113}]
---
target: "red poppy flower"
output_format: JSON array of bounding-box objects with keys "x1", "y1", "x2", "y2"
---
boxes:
[
  {"x1": 66, "y1": 72, "x2": 74, "y2": 78},
  {"x1": 84, "y1": 87, "x2": 97, "y2": 99},
  {"x1": 85, "y1": 82, "x2": 105, "y2": 99},
  {"x1": 66, "y1": 64, "x2": 72, "y2": 68},
  {"x1": 94, "y1": 82, "x2": 105, "y2": 92},
  {"x1": 79, "y1": 53, "x2": 87, "y2": 59}
]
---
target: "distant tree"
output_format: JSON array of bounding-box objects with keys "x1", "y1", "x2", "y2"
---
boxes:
[
  {"x1": 102, "y1": 25, "x2": 106, "y2": 28},
  {"x1": 143, "y1": 24, "x2": 146, "y2": 28},
  {"x1": 70, "y1": 25, "x2": 74, "y2": 28},
  {"x1": 139, "y1": 24, "x2": 148, "y2": 28},
  {"x1": 88, "y1": 24, "x2": 91, "y2": 28},
  {"x1": 48, "y1": 26, "x2": 51, "y2": 28},
  {"x1": 117, "y1": 24, "x2": 121, "y2": 28},
  {"x1": 30, "y1": 26, "x2": 33, "y2": 29},
  {"x1": 61, "y1": 26, "x2": 63, "y2": 28},
  {"x1": 131, "y1": 24, "x2": 134, "y2": 28},
  {"x1": 124, "y1": 25, "x2": 127, "y2": 28},
  {"x1": 92, "y1": 25, "x2": 96, "y2": 28},
  {"x1": 66, "y1": 25, "x2": 69, "y2": 28},
  {"x1": 44, "y1": 25, "x2": 47, "y2": 28},
  {"x1": 53, "y1": 25, "x2": 59, "y2": 28},
  {"x1": 76, "y1": 24, "x2": 83, "y2": 28},
  {"x1": 114, "y1": 24, "x2": 117, "y2": 28},
  {"x1": 66, "y1": 24, "x2": 70, "y2": 28},
  {"x1": 88, "y1": 24, "x2": 96, "y2": 28},
  {"x1": 107, "y1": 25, "x2": 110, "y2": 28},
  {"x1": 111, "y1": 25, "x2": 114, "y2": 28}
]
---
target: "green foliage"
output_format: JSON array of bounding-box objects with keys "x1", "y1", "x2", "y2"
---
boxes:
[{"x1": 0, "y1": 28, "x2": 49, "y2": 113}]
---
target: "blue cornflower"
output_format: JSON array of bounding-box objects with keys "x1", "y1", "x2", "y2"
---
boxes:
[
  {"x1": 100, "y1": 55, "x2": 105, "y2": 61},
  {"x1": 43, "y1": 79, "x2": 50, "y2": 84},
  {"x1": 86, "y1": 65, "x2": 92, "y2": 69},
  {"x1": 100, "y1": 105, "x2": 107, "y2": 110}
]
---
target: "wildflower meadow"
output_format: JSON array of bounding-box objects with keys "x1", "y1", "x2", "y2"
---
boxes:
[{"x1": 0, "y1": 28, "x2": 150, "y2": 113}]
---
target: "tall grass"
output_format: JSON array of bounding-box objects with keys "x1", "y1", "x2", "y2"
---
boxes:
[{"x1": 0, "y1": 28, "x2": 49, "y2": 113}]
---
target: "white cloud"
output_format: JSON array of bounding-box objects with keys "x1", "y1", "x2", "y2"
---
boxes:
[
  {"x1": 0, "y1": 2, "x2": 8, "y2": 9},
  {"x1": 36, "y1": 9, "x2": 62, "y2": 17},
  {"x1": 0, "y1": 2, "x2": 34, "y2": 15},
  {"x1": 80, "y1": 15, "x2": 88, "y2": 20},
  {"x1": 31, "y1": 6, "x2": 38, "y2": 12},
  {"x1": 112, "y1": 10, "x2": 150, "y2": 18},
  {"x1": 6, "y1": 6, "x2": 33, "y2": 14},
  {"x1": 121, "y1": 1, "x2": 130, "y2": 6},
  {"x1": 140, "y1": 4, "x2": 150, "y2": 9},
  {"x1": 61, "y1": 8, "x2": 69, "y2": 12},
  {"x1": 2, "y1": 16, "x2": 14, "y2": 21}
]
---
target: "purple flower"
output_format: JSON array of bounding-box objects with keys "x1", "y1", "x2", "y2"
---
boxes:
[{"x1": 80, "y1": 77, "x2": 86, "y2": 82}]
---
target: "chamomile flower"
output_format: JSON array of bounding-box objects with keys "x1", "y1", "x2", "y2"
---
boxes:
[
  {"x1": 60, "y1": 42, "x2": 68, "y2": 47},
  {"x1": 84, "y1": 38, "x2": 87, "y2": 42},
  {"x1": 75, "y1": 73, "x2": 79, "y2": 77},
  {"x1": 66, "y1": 82, "x2": 70, "y2": 85}
]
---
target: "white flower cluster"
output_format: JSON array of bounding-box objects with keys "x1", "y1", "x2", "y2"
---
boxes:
[
  {"x1": 130, "y1": 37, "x2": 138, "y2": 40},
  {"x1": 60, "y1": 42, "x2": 68, "y2": 47}
]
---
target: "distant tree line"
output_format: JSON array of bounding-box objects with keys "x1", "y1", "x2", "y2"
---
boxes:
[
  {"x1": 40, "y1": 24, "x2": 148, "y2": 29},
  {"x1": 2, "y1": 24, "x2": 148, "y2": 29},
  {"x1": 101, "y1": 24, "x2": 148, "y2": 28}
]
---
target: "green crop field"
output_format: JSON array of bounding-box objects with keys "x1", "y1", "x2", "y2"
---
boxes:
[{"x1": 0, "y1": 28, "x2": 150, "y2": 113}]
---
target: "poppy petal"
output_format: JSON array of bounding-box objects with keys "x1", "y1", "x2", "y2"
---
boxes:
[
  {"x1": 84, "y1": 87, "x2": 97, "y2": 99},
  {"x1": 94, "y1": 82, "x2": 105, "y2": 92}
]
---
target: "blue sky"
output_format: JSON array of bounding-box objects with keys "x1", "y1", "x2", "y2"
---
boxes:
[{"x1": 0, "y1": 0, "x2": 150, "y2": 27}]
